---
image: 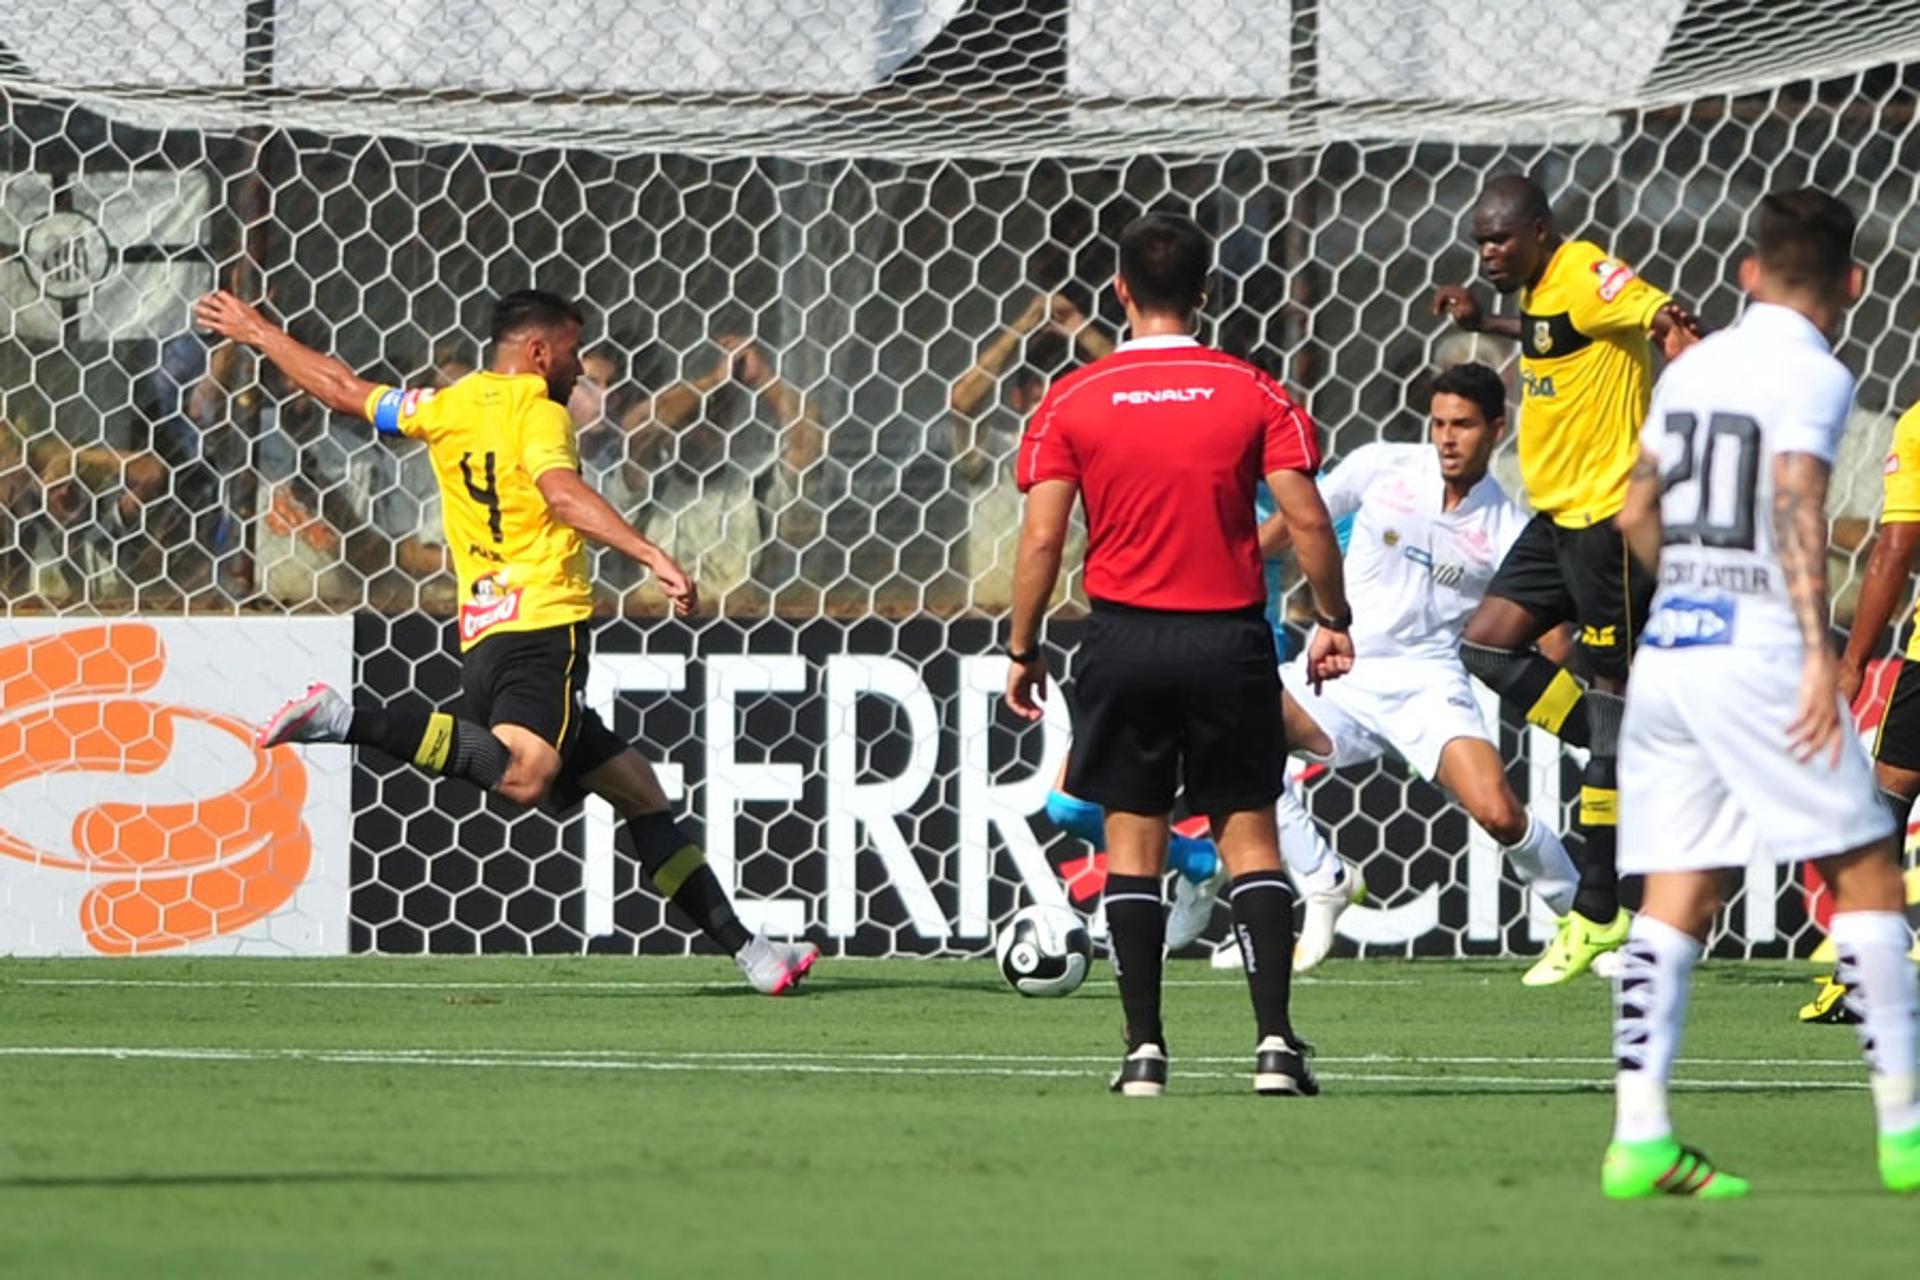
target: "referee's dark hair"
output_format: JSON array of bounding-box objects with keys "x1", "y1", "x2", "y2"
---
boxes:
[
  {"x1": 1118, "y1": 213, "x2": 1210, "y2": 315},
  {"x1": 1431, "y1": 361, "x2": 1507, "y2": 427},
  {"x1": 491, "y1": 289, "x2": 586, "y2": 343},
  {"x1": 1753, "y1": 188, "x2": 1857, "y2": 294}
]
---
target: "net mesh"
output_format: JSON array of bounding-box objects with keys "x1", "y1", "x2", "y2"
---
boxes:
[{"x1": 3, "y1": 1, "x2": 1919, "y2": 958}]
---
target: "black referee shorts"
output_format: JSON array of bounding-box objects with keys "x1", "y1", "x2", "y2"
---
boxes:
[
  {"x1": 1064, "y1": 601, "x2": 1286, "y2": 815},
  {"x1": 1486, "y1": 512, "x2": 1655, "y2": 682},
  {"x1": 1875, "y1": 659, "x2": 1920, "y2": 773},
  {"x1": 459, "y1": 620, "x2": 628, "y2": 810}
]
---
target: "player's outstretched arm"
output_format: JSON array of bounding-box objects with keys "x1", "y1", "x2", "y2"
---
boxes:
[
  {"x1": 192, "y1": 291, "x2": 383, "y2": 419},
  {"x1": 1839, "y1": 520, "x2": 1920, "y2": 703},
  {"x1": 1649, "y1": 301, "x2": 1707, "y2": 361},
  {"x1": 534, "y1": 468, "x2": 698, "y2": 617},
  {"x1": 1431, "y1": 285, "x2": 1521, "y2": 341},
  {"x1": 1773, "y1": 450, "x2": 1842, "y2": 764},
  {"x1": 1617, "y1": 448, "x2": 1665, "y2": 570},
  {"x1": 1267, "y1": 468, "x2": 1353, "y2": 686}
]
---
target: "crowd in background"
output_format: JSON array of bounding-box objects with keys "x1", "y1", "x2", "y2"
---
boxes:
[{"x1": 0, "y1": 284, "x2": 1893, "y2": 624}]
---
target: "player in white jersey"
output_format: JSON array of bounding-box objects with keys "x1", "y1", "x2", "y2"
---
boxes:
[
  {"x1": 1603, "y1": 189, "x2": 1918, "y2": 1199},
  {"x1": 1210, "y1": 363, "x2": 1582, "y2": 973}
]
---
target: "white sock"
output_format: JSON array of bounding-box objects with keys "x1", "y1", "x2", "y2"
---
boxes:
[
  {"x1": 1612, "y1": 915, "x2": 1702, "y2": 1144},
  {"x1": 1831, "y1": 910, "x2": 1920, "y2": 1135},
  {"x1": 1276, "y1": 785, "x2": 1339, "y2": 891},
  {"x1": 1499, "y1": 813, "x2": 1578, "y2": 917}
]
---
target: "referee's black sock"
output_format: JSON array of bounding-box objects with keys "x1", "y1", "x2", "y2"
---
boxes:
[
  {"x1": 1460, "y1": 642, "x2": 1591, "y2": 747},
  {"x1": 347, "y1": 704, "x2": 509, "y2": 791},
  {"x1": 1102, "y1": 874, "x2": 1166, "y2": 1051},
  {"x1": 1229, "y1": 871, "x2": 1298, "y2": 1043},
  {"x1": 627, "y1": 811, "x2": 753, "y2": 954}
]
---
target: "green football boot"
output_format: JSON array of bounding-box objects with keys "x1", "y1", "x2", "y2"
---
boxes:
[
  {"x1": 1602, "y1": 1137, "x2": 1749, "y2": 1200},
  {"x1": 1880, "y1": 1124, "x2": 1920, "y2": 1193},
  {"x1": 1524, "y1": 908, "x2": 1631, "y2": 987}
]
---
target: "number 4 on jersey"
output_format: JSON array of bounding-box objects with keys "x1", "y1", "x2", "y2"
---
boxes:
[{"x1": 460, "y1": 450, "x2": 503, "y2": 543}]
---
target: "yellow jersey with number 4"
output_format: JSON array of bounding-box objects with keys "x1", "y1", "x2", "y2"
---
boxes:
[
  {"x1": 1879, "y1": 402, "x2": 1920, "y2": 658},
  {"x1": 1516, "y1": 238, "x2": 1672, "y2": 528},
  {"x1": 364, "y1": 371, "x2": 592, "y2": 649}
]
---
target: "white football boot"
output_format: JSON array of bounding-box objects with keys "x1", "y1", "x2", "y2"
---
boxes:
[{"x1": 1293, "y1": 856, "x2": 1366, "y2": 973}]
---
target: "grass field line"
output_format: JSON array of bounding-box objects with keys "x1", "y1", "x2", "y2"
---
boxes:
[
  {"x1": 0, "y1": 1045, "x2": 1870, "y2": 1091},
  {"x1": 0, "y1": 990, "x2": 1413, "y2": 997}
]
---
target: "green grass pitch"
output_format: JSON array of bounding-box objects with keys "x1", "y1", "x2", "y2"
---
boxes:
[{"x1": 0, "y1": 956, "x2": 1910, "y2": 1277}]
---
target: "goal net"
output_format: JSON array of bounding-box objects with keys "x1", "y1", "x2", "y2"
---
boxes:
[{"x1": 4, "y1": 1, "x2": 1920, "y2": 959}]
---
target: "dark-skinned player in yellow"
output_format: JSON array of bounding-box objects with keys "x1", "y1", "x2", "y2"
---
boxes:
[
  {"x1": 1798, "y1": 398, "x2": 1920, "y2": 1022},
  {"x1": 196, "y1": 287, "x2": 818, "y2": 994},
  {"x1": 1433, "y1": 175, "x2": 1702, "y2": 985}
]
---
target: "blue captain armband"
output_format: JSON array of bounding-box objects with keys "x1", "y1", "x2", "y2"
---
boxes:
[{"x1": 367, "y1": 386, "x2": 405, "y2": 437}]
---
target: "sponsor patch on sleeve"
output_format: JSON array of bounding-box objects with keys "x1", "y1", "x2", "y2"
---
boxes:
[{"x1": 1593, "y1": 257, "x2": 1636, "y2": 302}]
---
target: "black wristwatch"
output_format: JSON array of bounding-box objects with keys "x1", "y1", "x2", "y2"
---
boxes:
[
  {"x1": 1314, "y1": 608, "x2": 1353, "y2": 633},
  {"x1": 1005, "y1": 644, "x2": 1042, "y2": 663}
]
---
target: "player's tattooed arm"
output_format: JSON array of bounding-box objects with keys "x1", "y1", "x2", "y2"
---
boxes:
[
  {"x1": 1617, "y1": 448, "x2": 1664, "y2": 571},
  {"x1": 1773, "y1": 451, "x2": 1845, "y2": 764},
  {"x1": 1772, "y1": 451, "x2": 1834, "y2": 652}
]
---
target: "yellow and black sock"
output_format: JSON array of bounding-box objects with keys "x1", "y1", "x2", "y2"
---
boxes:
[
  {"x1": 628, "y1": 811, "x2": 752, "y2": 953},
  {"x1": 347, "y1": 704, "x2": 509, "y2": 790},
  {"x1": 1460, "y1": 642, "x2": 1590, "y2": 746},
  {"x1": 1572, "y1": 690, "x2": 1624, "y2": 922}
]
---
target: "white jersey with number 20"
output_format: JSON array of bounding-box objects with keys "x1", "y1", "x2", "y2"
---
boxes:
[
  {"x1": 1640, "y1": 302, "x2": 1856, "y2": 654},
  {"x1": 1620, "y1": 301, "x2": 1893, "y2": 875}
]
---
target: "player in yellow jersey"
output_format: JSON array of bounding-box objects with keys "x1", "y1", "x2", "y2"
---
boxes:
[
  {"x1": 1798, "y1": 401, "x2": 1920, "y2": 1020},
  {"x1": 193, "y1": 288, "x2": 817, "y2": 994},
  {"x1": 1433, "y1": 175, "x2": 1703, "y2": 985}
]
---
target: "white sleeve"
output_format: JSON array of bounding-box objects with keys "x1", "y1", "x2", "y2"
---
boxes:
[
  {"x1": 1772, "y1": 359, "x2": 1856, "y2": 465},
  {"x1": 1316, "y1": 442, "x2": 1385, "y2": 522},
  {"x1": 1492, "y1": 500, "x2": 1530, "y2": 563}
]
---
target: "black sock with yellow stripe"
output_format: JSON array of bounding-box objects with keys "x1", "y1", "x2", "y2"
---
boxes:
[
  {"x1": 1460, "y1": 642, "x2": 1591, "y2": 746},
  {"x1": 347, "y1": 705, "x2": 509, "y2": 791},
  {"x1": 1572, "y1": 689, "x2": 1624, "y2": 923},
  {"x1": 628, "y1": 811, "x2": 752, "y2": 953}
]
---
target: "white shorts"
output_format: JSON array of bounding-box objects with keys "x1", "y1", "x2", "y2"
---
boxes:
[
  {"x1": 1619, "y1": 647, "x2": 1895, "y2": 874},
  {"x1": 1281, "y1": 653, "x2": 1491, "y2": 779}
]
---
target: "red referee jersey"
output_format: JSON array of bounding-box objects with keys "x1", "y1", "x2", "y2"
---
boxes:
[{"x1": 1016, "y1": 335, "x2": 1321, "y2": 612}]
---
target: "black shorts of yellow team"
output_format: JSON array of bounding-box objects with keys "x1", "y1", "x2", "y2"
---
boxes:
[
  {"x1": 459, "y1": 620, "x2": 628, "y2": 809},
  {"x1": 1065, "y1": 600, "x2": 1286, "y2": 815},
  {"x1": 1876, "y1": 660, "x2": 1920, "y2": 774},
  {"x1": 1486, "y1": 511, "x2": 1656, "y2": 683}
]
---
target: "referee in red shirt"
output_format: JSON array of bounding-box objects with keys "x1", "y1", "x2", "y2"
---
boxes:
[{"x1": 1005, "y1": 213, "x2": 1354, "y2": 1098}]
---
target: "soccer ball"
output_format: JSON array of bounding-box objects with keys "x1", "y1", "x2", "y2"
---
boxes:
[{"x1": 995, "y1": 904, "x2": 1092, "y2": 998}]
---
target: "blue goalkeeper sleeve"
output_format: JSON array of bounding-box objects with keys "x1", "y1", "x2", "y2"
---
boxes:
[{"x1": 1045, "y1": 790, "x2": 1218, "y2": 883}]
